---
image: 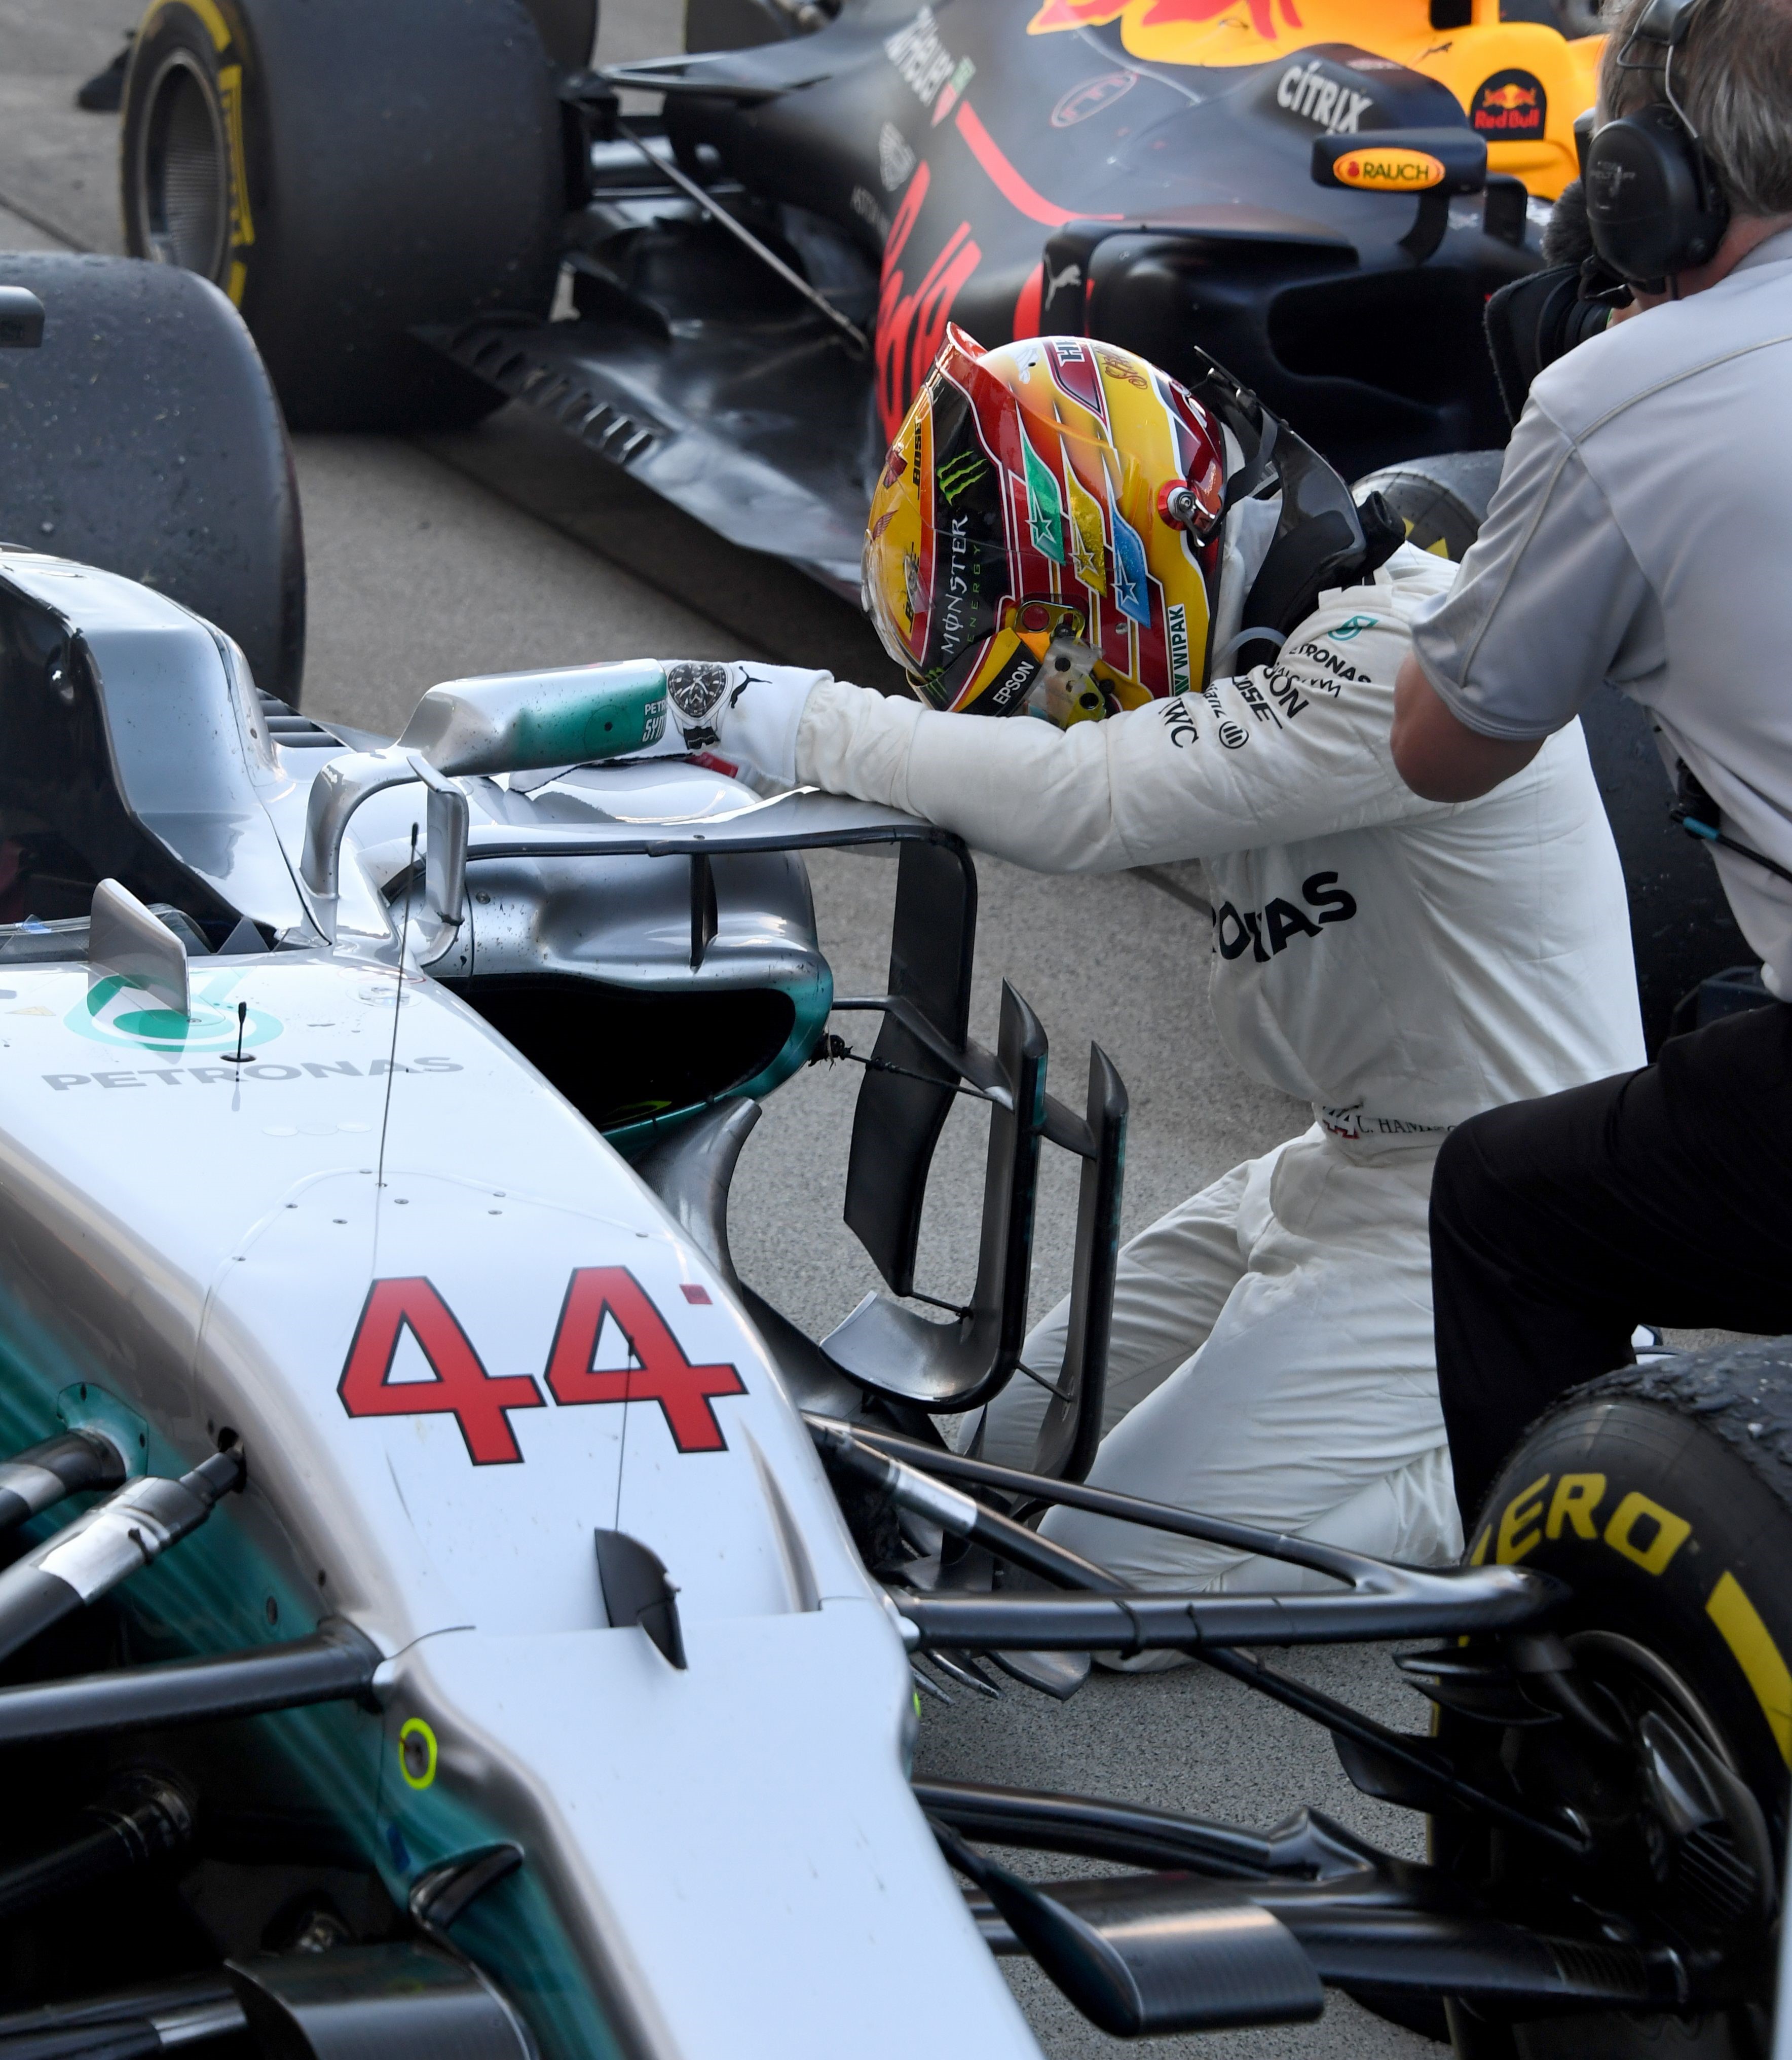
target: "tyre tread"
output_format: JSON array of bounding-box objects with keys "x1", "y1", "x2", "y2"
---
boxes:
[{"x1": 1551, "y1": 1340, "x2": 1792, "y2": 1519}]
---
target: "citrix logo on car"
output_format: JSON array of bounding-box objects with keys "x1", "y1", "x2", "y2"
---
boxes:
[{"x1": 1276, "y1": 60, "x2": 1375, "y2": 136}]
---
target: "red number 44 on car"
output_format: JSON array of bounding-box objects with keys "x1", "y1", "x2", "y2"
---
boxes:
[{"x1": 337, "y1": 1268, "x2": 746, "y2": 1464}]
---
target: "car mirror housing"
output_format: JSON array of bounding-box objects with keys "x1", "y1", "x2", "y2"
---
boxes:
[
  {"x1": 1311, "y1": 129, "x2": 1489, "y2": 262},
  {"x1": 396, "y1": 660, "x2": 670, "y2": 778}
]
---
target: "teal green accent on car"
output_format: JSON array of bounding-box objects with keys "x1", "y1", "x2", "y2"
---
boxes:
[
  {"x1": 514, "y1": 661, "x2": 668, "y2": 767},
  {"x1": 57, "y1": 1382, "x2": 149, "y2": 1474},
  {"x1": 376, "y1": 1716, "x2": 628, "y2": 2060},
  {"x1": 0, "y1": 1288, "x2": 622, "y2": 2060},
  {"x1": 66, "y1": 974, "x2": 283, "y2": 1055},
  {"x1": 604, "y1": 957, "x2": 833, "y2": 1160},
  {"x1": 731, "y1": 957, "x2": 834, "y2": 1106}
]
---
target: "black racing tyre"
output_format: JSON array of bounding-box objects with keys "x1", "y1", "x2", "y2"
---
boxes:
[
  {"x1": 1432, "y1": 1341, "x2": 1792, "y2": 2059},
  {"x1": 1351, "y1": 451, "x2": 1505, "y2": 562},
  {"x1": 0, "y1": 252, "x2": 304, "y2": 704},
  {"x1": 521, "y1": 0, "x2": 598, "y2": 66},
  {"x1": 1350, "y1": 454, "x2": 1748, "y2": 1051},
  {"x1": 121, "y1": 0, "x2": 564, "y2": 432}
]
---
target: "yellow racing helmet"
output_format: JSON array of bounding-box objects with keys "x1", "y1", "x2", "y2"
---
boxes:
[{"x1": 863, "y1": 325, "x2": 1227, "y2": 721}]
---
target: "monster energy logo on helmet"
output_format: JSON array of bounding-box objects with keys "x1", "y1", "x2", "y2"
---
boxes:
[{"x1": 937, "y1": 452, "x2": 989, "y2": 504}]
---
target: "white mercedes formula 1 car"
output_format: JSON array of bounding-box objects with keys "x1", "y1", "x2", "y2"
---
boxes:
[{"x1": 2, "y1": 266, "x2": 1791, "y2": 2060}]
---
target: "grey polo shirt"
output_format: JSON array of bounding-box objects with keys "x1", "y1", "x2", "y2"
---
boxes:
[{"x1": 1411, "y1": 227, "x2": 1792, "y2": 997}]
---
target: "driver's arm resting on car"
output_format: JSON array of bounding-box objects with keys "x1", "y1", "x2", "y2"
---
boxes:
[{"x1": 772, "y1": 558, "x2": 1454, "y2": 871}]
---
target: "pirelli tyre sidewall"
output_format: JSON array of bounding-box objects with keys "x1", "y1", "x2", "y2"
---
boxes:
[
  {"x1": 1351, "y1": 451, "x2": 1506, "y2": 563},
  {"x1": 122, "y1": 4, "x2": 251, "y2": 313},
  {"x1": 1436, "y1": 1345, "x2": 1792, "y2": 2058},
  {"x1": 121, "y1": 0, "x2": 563, "y2": 431}
]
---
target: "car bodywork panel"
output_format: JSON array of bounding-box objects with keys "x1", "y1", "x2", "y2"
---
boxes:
[{"x1": 1020, "y1": 0, "x2": 1599, "y2": 198}]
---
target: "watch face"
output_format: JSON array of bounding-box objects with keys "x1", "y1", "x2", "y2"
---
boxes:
[{"x1": 665, "y1": 663, "x2": 732, "y2": 725}]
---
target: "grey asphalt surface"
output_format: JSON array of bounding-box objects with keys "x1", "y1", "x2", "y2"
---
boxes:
[{"x1": 0, "y1": 10, "x2": 1436, "y2": 2054}]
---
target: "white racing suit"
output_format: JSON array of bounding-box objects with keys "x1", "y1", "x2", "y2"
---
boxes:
[{"x1": 793, "y1": 544, "x2": 1646, "y2": 1591}]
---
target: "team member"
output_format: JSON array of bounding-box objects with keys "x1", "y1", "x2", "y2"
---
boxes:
[
  {"x1": 1390, "y1": 0, "x2": 1792, "y2": 1530},
  {"x1": 673, "y1": 324, "x2": 1642, "y2": 1591}
]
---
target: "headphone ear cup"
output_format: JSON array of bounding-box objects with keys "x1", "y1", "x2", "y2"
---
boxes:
[{"x1": 1585, "y1": 104, "x2": 1730, "y2": 287}]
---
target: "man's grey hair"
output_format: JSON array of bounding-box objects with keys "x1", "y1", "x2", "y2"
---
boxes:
[{"x1": 1598, "y1": 0, "x2": 1792, "y2": 215}]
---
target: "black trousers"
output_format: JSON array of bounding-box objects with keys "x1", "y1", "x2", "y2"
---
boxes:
[{"x1": 1432, "y1": 1000, "x2": 1792, "y2": 1525}]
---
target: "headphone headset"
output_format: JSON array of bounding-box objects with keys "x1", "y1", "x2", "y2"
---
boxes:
[{"x1": 1584, "y1": 0, "x2": 1730, "y2": 289}]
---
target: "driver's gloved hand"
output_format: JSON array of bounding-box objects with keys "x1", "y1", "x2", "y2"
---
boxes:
[{"x1": 661, "y1": 661, "x2": 832, "y2": 785}]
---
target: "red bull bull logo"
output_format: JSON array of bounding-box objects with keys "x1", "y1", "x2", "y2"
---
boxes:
[{"x1": 1472, "y1": 68, "x2": 1547, "y2": 138}]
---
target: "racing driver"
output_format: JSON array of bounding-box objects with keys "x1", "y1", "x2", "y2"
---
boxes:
[{"x1": 659, "y1": 325, "x2": 1644, "y2": 1593}]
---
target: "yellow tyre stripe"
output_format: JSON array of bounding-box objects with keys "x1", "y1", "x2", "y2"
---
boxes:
[
  {"x1": 217, "y1": 63, "x2": 254, "y2": 248},
  {"x1": 1707, "y1": 1570, "x2": 1792, "y2": 1767},
  {"x1": 139, "y1": 0, "x2": 232, "y2": 50}
]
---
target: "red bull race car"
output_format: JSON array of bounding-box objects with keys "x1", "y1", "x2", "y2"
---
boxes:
[{"x1": 111, "y1": 0, "x2": 1605, "y2": 571}]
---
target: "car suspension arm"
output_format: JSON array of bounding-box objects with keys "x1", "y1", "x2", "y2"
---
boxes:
[
  {"x1": 0, "y1": 1428, "x2": 125, "y2": 1533},
  {"x1": 0, "y1": 1772, "x2": 195, "y2": 1929},
  {"x1": 0, "y1": 1448, "x2": 243, "y2": 1669},
  {"x1": 812, "y1": 1416, "x2": 1557, "y2": 1640},
  {"x1": 915, "y1": 1779, "x2": 1410, "y2": 1884},
  {"x1": 818, "y1": 1420, "x2": 1585, "y2": 1852},
  {"x1": 0, "y1": 1619, "x2": 381, "y2": 1748},
  {"x1": 1196, "y1": 1646, "x2": 1590, "y2": 1857},
  {"x1": 611, "y1": 121, "x2": 870, "y2": 357}
]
